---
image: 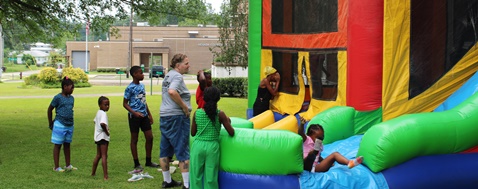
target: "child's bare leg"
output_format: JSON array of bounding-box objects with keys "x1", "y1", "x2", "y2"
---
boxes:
[
  {"x1": 329, "y1": 152, "x2": 350, "y2": 165},
  {"x1": 92, "y1": 145, "x2": 101, "y2": 176},
  {"x1": 100, "y1": 143, "x2": 109, "y2": 180},
  {"x1": 53, "y1": 144, "x2": 62, "y2": 169},
  {"x1": 130, "y1": 132, "x2": 139, "y2": 164},
  {"x1": 314, "y1": 152, "x2": 349, "y2": 172},
  {"x1": 64, "y1": 143, "x2": 71, "y2": 166},
  {"x1": 144, "y1": 129, "x2": 153, "y2": 160}
]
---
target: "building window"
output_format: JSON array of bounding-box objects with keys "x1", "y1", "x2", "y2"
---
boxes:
[
  {"x1": 272, "y1": 50, "x2": 300, "y2": 95},
  {"x1": 309, "y1": 52, "x2": 338, "y2": 100},
  {"x1": 271, "y1": 0, "x2": 338, "y2": 34},
  {"x1": 409, "y1": 0, "x2": 478, "y2": 98}
]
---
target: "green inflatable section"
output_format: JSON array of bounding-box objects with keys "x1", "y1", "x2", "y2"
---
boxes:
[
  {"x1": 358, "y1": 92, "x2": 478, "y2": 172},
  {"x1": 229, "y1": 117, "x2": 253, "y2": 129},
  {"x1": 219, "y1": 128, "x2": 303, "y2": 175},
  {"x1": 247, "y1": 0, "x2": 262, "y2": 108},
  {"x1": 308, "y1": 106, "x2": 382, "y2": 144}
]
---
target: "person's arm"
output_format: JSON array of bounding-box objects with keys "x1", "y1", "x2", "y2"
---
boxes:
[
  {"x1": 47, "y1": 105, "x2": 54, "y2": 130},
  {"x1": 146, "y1": 103, "x2": 153, "y2": 125},
  {"x1": 219, "y1": 111, "x2": 235, "y2": 136},
  {"x1": 263, "y1": 73, "x2": 281, "y2": 96},
  {"x1": 168, "y1": 89, "x2": 190, "y2": 117},
  {"x1": 100, "y1": 123, "x2": 110, "y2": 136},
  {"x1": 191, "y1": 112, "x2": 197, "y2": 136},
  {"x1": 123, "y1": 98, "x2": 143, "y2": 118},
  {"x1": 299, "y1": 117, "x2": 307, "y2": 142},
  {"x1": 197, "y1": 70, "x2": 207, "y2": 91}
]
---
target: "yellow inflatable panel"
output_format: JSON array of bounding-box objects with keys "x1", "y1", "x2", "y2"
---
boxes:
[
  {"x1": 262, "y1": 115, "x2": 299, "y2": 133},
  {"x1": 249, "y1": 110, "x2": 275, "y2": 129}
]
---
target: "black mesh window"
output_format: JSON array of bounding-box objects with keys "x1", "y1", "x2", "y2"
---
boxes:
[
  {"x1": 271, "y1": 0, "x2": 338, "y2": 34},
  {"x1": 309, "y1": 52, "x2": 338, "y2": 100},
  {"x1": 272, "y1": 51, "x2": 300, "y2": 95},
  {"x1": 409, "y1": 0, "x2": 478, "y2": 99}
]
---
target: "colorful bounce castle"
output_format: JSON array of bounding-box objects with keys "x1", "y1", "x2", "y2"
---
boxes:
[{"x1": 214, "y1": 0, "x2": 478, "y2": 188}]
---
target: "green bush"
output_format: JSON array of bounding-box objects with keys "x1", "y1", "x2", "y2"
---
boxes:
[
  {"x1": 96, "y1": 67, "x2": 127, "y2": 73},
  {"x1": 29, "y1": 67, "x2": 91, "y2": 88},
  {"x1": 61, "y1": 67, "x2": 89, "y2": 83},
  {"x1": 212, "y1": 77, "x2": 248, "y2": 97},
  {"x1": 38, "y1": 67, "x2": 60, "y2": 84},
  {"x1": 24, "y1": 74, "x2": 40, "y2": 86}
]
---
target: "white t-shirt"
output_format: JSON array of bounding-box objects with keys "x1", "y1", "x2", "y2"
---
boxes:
[{"x1": 94, "y1": 110, "x2": 110, "y2": 142}]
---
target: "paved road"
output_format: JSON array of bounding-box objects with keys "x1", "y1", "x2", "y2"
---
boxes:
[
  {"x1": 0, "y1": 71, "x2": 198, "y2": 99},
  {"x1": 1, "y1": 70, "x2": 199, "y2": 86}
]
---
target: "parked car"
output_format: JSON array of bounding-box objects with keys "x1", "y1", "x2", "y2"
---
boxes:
[{"x1": 149, "y1": 65, "x2": 165, "y2": 78}]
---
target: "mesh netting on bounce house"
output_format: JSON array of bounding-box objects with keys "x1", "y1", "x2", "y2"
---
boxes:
[{"x1": 212, "y1": 0, "x2": 478, "y2": 188}]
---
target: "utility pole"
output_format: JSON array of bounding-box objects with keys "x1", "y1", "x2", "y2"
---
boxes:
[
  {"x1": 85, "y1": 20, "x2": 90, "y2": 73},
  {"x1": 128, "y1": 0, "x2": 134, "y2": 69},
  {"x1": 0, "y1": 24, "x2": 3, "y2": 79}
]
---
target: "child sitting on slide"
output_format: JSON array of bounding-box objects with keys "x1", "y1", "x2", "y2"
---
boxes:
[{"x1": 299, "y1": 117, "x2": 363, "y2": 172}]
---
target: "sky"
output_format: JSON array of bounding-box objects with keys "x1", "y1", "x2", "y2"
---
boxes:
[{"x1": 205, "y1": 0, "x2": 223, "y2": 13}]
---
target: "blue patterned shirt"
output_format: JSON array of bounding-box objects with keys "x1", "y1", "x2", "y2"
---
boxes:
[
  {"x1": 50, "y1": 93, "x2": 74, "y2": 126},
  {"x1": 124, "y1": 82, "x2": 148, "y2": 117}
]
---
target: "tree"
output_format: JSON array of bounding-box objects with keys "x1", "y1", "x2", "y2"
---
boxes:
[
  {"x1": 48, "y1": 51, "x2": 64, "y2": 68},
  {"x1": 21, "y1": 54, "x2": 35, "y2": 67},
  {"x1": 210, "y1": 0, "x2": 249, "y2": 74},
  {"x1": 1, "y1": 0, "x2": 215, "y2": 49}
]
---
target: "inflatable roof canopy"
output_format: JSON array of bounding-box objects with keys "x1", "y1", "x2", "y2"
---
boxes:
[{"x1": 248, "y1": 0, "x2": 478, "y2": 122}]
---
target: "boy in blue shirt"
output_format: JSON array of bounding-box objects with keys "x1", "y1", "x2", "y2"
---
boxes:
[{"x1": 123, "y1": 66, "x2": 158, "y2": 172}]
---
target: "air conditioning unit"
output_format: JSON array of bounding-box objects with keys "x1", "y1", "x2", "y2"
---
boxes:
[{"x1": 153, "y1": 38, "x2": 163, "y2": 42}]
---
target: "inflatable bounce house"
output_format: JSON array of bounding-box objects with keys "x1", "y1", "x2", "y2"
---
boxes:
[{"x1": 214, "y1": 0, "x2": 478, "y2": 188}]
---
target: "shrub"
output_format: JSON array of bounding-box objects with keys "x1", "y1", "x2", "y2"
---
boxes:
[
  {"x1": 38, "y1": 67, "x2": 60, "y2": 84},
  {"x1": 24, "y1": 74, "x2": 41, "y2": 86},
  {"x1": 212, "y1": 77, "x2": 248, "y2": 97},
  {"x1": 28, "y1": 67, "x2": 91, "y2": 88},
  {"x1": 61, "y1": 67, "x2": 89, "y2": 83}
]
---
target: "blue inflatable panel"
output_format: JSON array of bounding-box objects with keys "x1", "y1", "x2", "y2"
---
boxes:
[
  {"x1": 435, "y1": 71, "x2": 478, "y2": 112},
  {"x1": 218, "y1": 171, "x2": 300, "y2": 189},
  {"x1": 382, "y1": 153, "x2": 478, "y2": 189},
  {"x1": 299, "y1": 135, "x2": 389, "y2": 189}
]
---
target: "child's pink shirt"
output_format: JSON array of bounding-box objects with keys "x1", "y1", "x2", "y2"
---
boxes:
[{"x1": 303, "y1": 136, "x2": 314, "y2": 158}]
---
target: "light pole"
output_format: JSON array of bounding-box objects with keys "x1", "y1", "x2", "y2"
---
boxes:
[
  {"x1": 85, "y1": 20, "x2": 90, "y2": 73},
  {"x1": 0, "y1": 24, "x2": 3, "y2": 79},
  {"x1": 128, "y1": 0, "x2": 134, "y2": 69}
]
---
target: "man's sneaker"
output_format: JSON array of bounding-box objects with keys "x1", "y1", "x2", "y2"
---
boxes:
[
  {"x1": 145, "y1": 162, "x2": 159, "y2": 168},
  {"x1": 127, "y1": 174, "x2": 143, "y2": 182},
  {"x1": 157, "y1": 166, "x2": 177, "y2": 174},
  {"x1": 53, "y1": 167, "x2": 65, "y2": 172},
  {"x1": 141, "y1": 172, "x2": 154, "y2": 179},
  {"x1": 64, "y1": 165, "x2": 78, "y2": 171},
  {"x1": 162, "y1": 179, "x2": 182, "y2": 188}
]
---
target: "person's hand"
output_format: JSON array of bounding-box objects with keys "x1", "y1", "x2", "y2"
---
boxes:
[
  {"x1": 148, "y1": 114, "x2": 154, "y2": 124},
  {"x1": 300, "y1": 117, "x2": 307, "y2": 125},
  {"x1": 182, "y1": 107, "x2": 190, "y2": 118},
  {"x1": 134, "y1": 112, "x2": 144, "y2": 118},
  {"x1": 49, "y1": 124, "x2": 53, "y2": 130}
]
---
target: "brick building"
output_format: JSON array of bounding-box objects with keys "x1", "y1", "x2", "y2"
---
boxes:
[{"x1": 66, "y1": 26, "x2": 221, "y2": 74}]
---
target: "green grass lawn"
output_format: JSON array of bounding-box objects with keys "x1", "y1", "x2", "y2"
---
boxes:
[
  {"x1": 0, "y1": 82, "x2": 248, "y2": 189},
  {"x1": 2, "y1": 62, "x2": 40, "y2": 72}
]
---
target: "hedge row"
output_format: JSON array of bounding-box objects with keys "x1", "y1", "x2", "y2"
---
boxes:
[
  {"x1": 96, "y1": 67, "x2": 128, "y2": 73},
  {"x1": 212, "y1": 77, "x2": 248, "y2": 97}
]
